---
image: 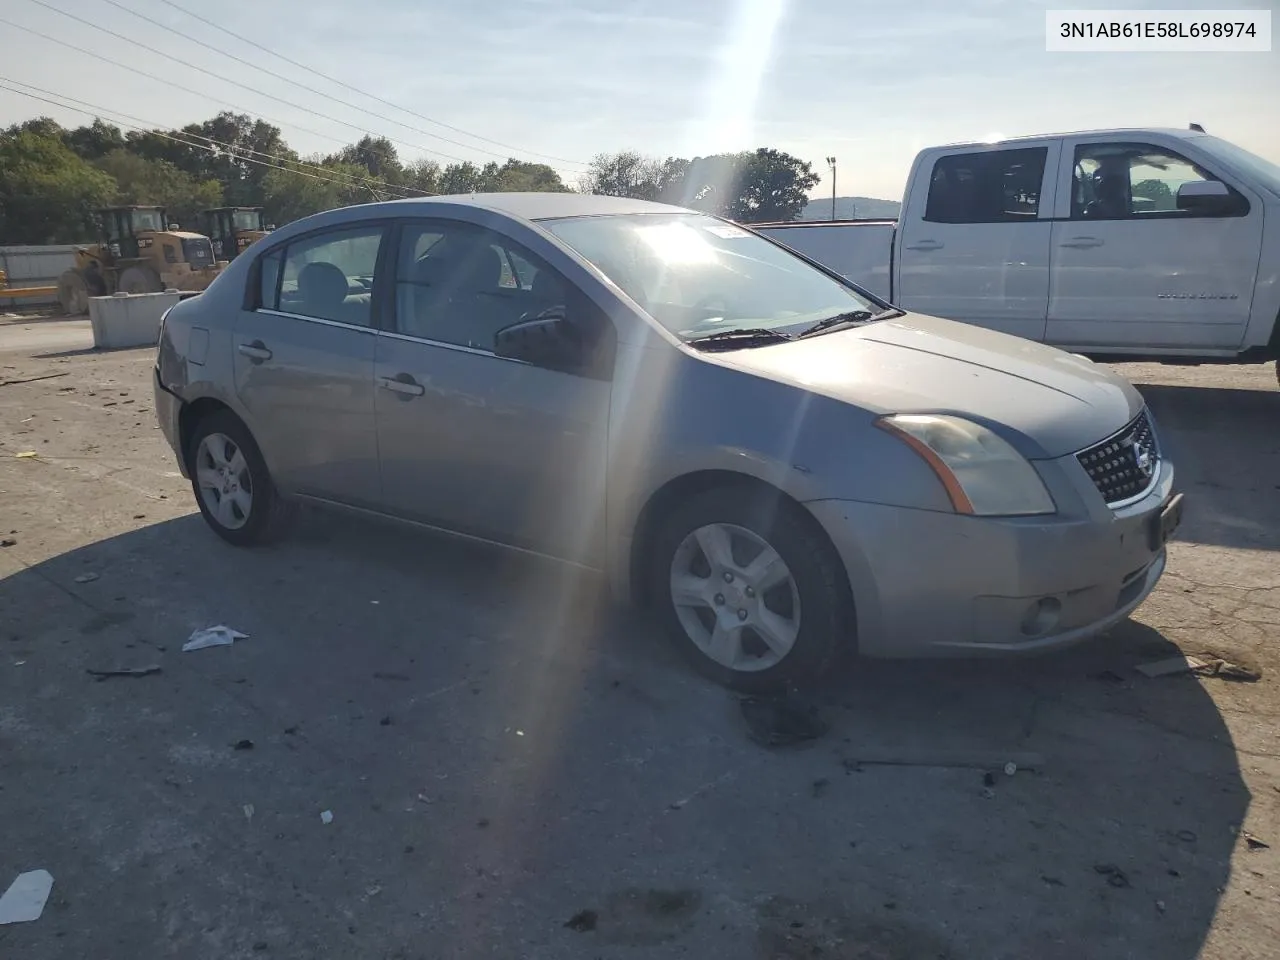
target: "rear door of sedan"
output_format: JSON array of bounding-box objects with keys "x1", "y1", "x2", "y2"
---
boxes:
[
  {"x1": 373, "y1": 217, "x2": 614, "y2": 563},
  {"x1": 233, "y1": 223, "x2": 387, "y2": 508}
]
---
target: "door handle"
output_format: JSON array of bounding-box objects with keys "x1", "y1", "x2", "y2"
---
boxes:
[
  {"x1": 904, "y1": 239, "x2": 943, "y2": 251},
  {"x1": 237, "y1": 340, "x2": 272, "y2": 362},
  {"x1": 378, "y1": 374, "x2": 425, "y2": 398},
  {"x1": 1059, "y1": 236, "x2": 1104, "y2": 249}
]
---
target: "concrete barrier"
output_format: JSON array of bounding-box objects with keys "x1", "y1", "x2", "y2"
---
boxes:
[{"x1": 88, "y1": 291, "x2": 181, "y2": 349}]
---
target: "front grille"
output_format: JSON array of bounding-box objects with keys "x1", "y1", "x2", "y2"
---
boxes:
[
  {"x1": 182, "y1": 237, "x2": 214, "y2": 267},
  {"x1": 1076, "y1": 409, "x2": 1160, "y2": 507}
]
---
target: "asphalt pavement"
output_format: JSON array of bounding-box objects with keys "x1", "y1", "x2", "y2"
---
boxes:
[{"x1": 1, "y1": 322, "x2": 1277, "y2": 959}]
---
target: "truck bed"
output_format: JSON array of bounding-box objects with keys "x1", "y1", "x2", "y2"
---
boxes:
[{"x1": 750, "y1": 220, "x2": 896, "y2": 301}]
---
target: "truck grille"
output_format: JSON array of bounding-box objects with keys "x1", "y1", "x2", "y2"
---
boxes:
[
  {"x1": 182, "y1": 237, "x2": 215, "y2": 268},
  {"x1": 1076, "y1": 410, "x2": 1160, "y2": 507}
]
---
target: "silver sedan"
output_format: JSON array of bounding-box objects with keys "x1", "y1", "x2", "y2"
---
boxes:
[{"x1": 154, "y1": 193, "x2": 1182, "y2": 690}]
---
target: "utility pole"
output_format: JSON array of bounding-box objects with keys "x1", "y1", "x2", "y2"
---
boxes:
[{"x1": 825, "y1": 156, "x2": 837, "y2": 220}]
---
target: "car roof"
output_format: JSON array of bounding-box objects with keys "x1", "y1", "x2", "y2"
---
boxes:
[
  {"x1": 372, "y1": 192, "x2": 688, "y2": 222},
  {"x1": 934, "y1": 127, "x2": 1205, "y2": 149}
]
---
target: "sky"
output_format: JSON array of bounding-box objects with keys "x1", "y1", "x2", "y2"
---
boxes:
[{"x1": 0, "y1": 0, "x2": 1277, "y2": 200}]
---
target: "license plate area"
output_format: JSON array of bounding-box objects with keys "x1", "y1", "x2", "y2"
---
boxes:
[{"x1": 1149, "y1": 492, "x2": 1184, "y2": 550}]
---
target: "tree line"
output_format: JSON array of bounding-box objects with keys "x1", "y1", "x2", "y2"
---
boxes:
[{"x1": 0, "y1": 110, "x2": 821, "y2": 244}]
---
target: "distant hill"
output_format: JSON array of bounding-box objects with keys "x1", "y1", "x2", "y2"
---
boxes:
[{"x1": 797, "y1": 196, "x2": 901, "y2": 221}]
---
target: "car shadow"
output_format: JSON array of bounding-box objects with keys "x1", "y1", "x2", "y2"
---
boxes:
[
  {"x1": 0, "y1": 506, "x2": 1248, "y2": 959},
  {"x1": 1138, "y1": 382, "x2": 1280, "y2": 553}
]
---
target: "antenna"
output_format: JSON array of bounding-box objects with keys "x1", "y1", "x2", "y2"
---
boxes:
[{"x1": 1189, "y1": 122, "x2": 1205, "y2": 133}]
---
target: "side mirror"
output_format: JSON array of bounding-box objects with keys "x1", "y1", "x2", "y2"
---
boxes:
[
  {"x1": 168, "y1": 223, "x2": 180, "y2": 231},
  {"x1": 493, "y1": 308, "x2": 586, "y2": 373},
  {"x1": 1176, "y1": 180, "x2": 1233, "y2": 214},
  {"x1": 265, "y1": 224, "x2": 277, "y2": 231}
]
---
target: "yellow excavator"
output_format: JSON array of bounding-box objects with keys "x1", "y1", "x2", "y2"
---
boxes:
[
  {"x1": 53, "y1": 206, "x2": 223, "y2": 315},
  {"x1": 201, "y1": 206, "x2": 272, "y2": 262}
]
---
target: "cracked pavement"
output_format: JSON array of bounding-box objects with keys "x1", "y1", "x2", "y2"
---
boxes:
[{"x1": 1, "y1": 320, "x2": 1278, "y2": 959}]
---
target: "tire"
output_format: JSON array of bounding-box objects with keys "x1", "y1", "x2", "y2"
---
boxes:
[
  {"x1": 647, "y1": 485, "x2": 852, "y2": 691},
  {"x1": 56, "y1": 269, "x2": 89, "y2": 315},
  {"x1": 186, "y1": 410, "x2": 295, "y2": 546},
  {"x1": 117, "y1": 265, "x2": 163, "y2": 294}
]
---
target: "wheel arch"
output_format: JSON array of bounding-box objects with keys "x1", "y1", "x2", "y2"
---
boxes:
[
  {"x1": 627, "y1": 469, "x2": 854, "y2": 618},
  {"x1": 178, "y1": 396, "x2": 240, "y2": 469}
]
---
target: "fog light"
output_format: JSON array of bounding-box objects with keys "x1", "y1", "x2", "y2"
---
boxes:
[{"x1": 1020, "y1": 597, "x2": 1062, "y2": 637}]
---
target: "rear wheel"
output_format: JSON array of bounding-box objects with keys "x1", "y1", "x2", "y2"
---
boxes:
[
  {"x1": 117, "y1": 265, "x2": 163, "y2": 295},
  {"x1": 647, "y1": 486, "x2": 852, "y2": 691},
  {"x1": 187, "y1": 411, "x2": 295, "y2": 546}
]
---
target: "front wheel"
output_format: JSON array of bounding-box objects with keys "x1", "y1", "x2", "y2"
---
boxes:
[
  {"x1": 187, "y1": 411, "x2": 294, "y2": 546},
  {"x1": 647, "y1": 487, "x2": 852, "y2": 691},
  {"x1": 117, "y1": 265, "x2": 163, "y2": 295}
]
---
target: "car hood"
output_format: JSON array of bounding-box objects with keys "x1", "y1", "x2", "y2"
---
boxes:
[{"x1": 707, "y1": 312, "x2": 1144, "y2": 458}]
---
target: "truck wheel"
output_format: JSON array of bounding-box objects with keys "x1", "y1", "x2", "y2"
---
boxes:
[
  {"x1": 117, "y1": 265, "x2": 163, "y2": 295},
  {"x1": 187, "y1": 410, "x2": 295, "y2": 547},
  {"x1": 56, "y1": 269, "x2": 89, "y2": 315},
  {"x1": 646, "y1": 486, "x2": 852, "y2": 691}
]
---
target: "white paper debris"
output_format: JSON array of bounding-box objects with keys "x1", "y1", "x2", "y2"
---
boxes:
[
  {"x1": 320, "y1": 810, "x2": 334, "y2": 825},
  {"x1": 243, "y1": 804, "x2": 255, "y2": 821},
  {"x1": 0, "y1": 869, "x2": 54, "y2": 925},
  {"x1": 182, "y1": 625, "x2": 248, "y2": 652},
  {"x1": 1136, "y1": 655, "x2": 1207, "y2": 678}
]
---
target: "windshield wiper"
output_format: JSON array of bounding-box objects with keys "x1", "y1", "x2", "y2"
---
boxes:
[
  {"x1": 685, "y1": 327, "x2": 795, "y2": 350},
  {"x1": 798, "y1": 308, "x2": 902, "y2": 338}
]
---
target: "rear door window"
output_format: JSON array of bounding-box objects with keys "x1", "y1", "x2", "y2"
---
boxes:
[
  {"x1": 924, "y1": 148, "x2": 1048, "y2": 223},
  {"x1": 261, "y1": 225, "x2": 385, "y2": 326}
]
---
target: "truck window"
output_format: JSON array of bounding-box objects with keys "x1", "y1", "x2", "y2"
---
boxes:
[
  {"x1": 924, "y1": 148, "x2": 1047, "y2": 224},
  {"x1": 1071, "y1": 143, "x2": 1245, "y2": 220}
]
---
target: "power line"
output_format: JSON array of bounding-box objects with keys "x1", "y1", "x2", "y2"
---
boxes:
[
  {"x1": 0, "y1": 75, "x2": 431, "y2": 199},
  {"x1": 0, "y1": 14, "x2": 402, "y2": 159},
  {"x1": 0, "y1": 78, "x2": 423, "y2": 202},
  {"x1": 151, "y1": 0, "x2": 589, "y2": 168},
  {"x1": 22, "y1": 0, "x2": 477, "y2": 165},
  {"x1": 105, "y1": 0, "x2": 589, "y2": 170}
]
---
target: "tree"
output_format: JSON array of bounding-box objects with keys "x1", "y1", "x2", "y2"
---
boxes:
[
  {"x1": 0, "y1": 127, "x2": 117, "y2": 243},
  {"x1": 66, "y1": 119, "x2": 126, "y2": 162},
  {"x1": 723, "y1": 148, "x2": 819, "y2": 222},
  {"x1": 127, "y1": 112, "x2": 293, "y2": 208},
  {"x1": 1132, "y1": 177, "x2": 1174, "y2": 211},
  {"x1": 329, "y1": 136, "x2": 403, "y2": 184},
  {"x1": 260, "y1": 159, "x2": 383, "y2": 226},
  {"x1": 94, "y1": 149, "x2": 223, "y2": 229},
  {"x1": 439, "y1": 161, "x2": 483, "y2": 194},
  {"x1": 579, "y1": 151, "x2": 664, "y2": 199},
  {"x1": 403, "y1": 158, "x2": 440, "y2": 195},
  {"x1": 482, "y1": 159, "x2": 567, "y2": 192}
]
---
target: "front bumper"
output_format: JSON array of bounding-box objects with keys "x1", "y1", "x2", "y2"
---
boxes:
[{"x1": 806, "y1": 461, "x2": 1178, "y2": 658}]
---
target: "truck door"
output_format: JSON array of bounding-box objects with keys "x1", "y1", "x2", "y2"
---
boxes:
[
  {"x1": 896, "y1": 141, "x2": 1059, "y2": 341},
  {"x1": 1046, "y1": 137, "x2": 1262, "y2": 352}
]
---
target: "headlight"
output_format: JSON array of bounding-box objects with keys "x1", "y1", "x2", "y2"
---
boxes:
[{"x1": 877, "y1": 414, "x2": 1055, "y2": 516}]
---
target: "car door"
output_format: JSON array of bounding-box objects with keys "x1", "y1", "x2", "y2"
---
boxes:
[
  {"x1": 232, "y1": 222, "x2": 386, "y2": 508},
  {"x1": 895, "y1": 142, "x2": 1059, "y2": 340},
  {"x1": 1047, "y1": 137, "x2": 1263, "y2": 351},
  {"x1": 373, "y1": 218, "x2": 614, "y2": 563}
]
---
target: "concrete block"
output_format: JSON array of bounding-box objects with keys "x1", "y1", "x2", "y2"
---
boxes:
[{"x1": 88, "y1": 291, "x2": 181, "y2": 349}]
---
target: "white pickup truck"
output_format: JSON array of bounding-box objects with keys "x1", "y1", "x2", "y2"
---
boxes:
[{"x1": 754, "y1": 127, "x2": 1280, "y2": 380}]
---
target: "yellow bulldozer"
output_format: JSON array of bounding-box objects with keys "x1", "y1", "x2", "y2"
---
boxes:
[
  {"x1": 201, "y1": 207, "x2": 273, "y2": 262},
  {"x1": 54, "y1": 206, "x2": 224, "y2": 315}
]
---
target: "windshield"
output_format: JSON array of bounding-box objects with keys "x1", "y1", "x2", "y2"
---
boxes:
[
  {"x1": 541, "y1": 213, "x2": 878, "y2": 339},
  {"x1": 130, "y1": 209, "x2": 164, "y2": 232},
  {"x1": 233, "y1": 210, "x2": 263, "y2": 232},
  {"x1": 1196, "y1": 136, "x2": 1280, "y2": 198}
]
